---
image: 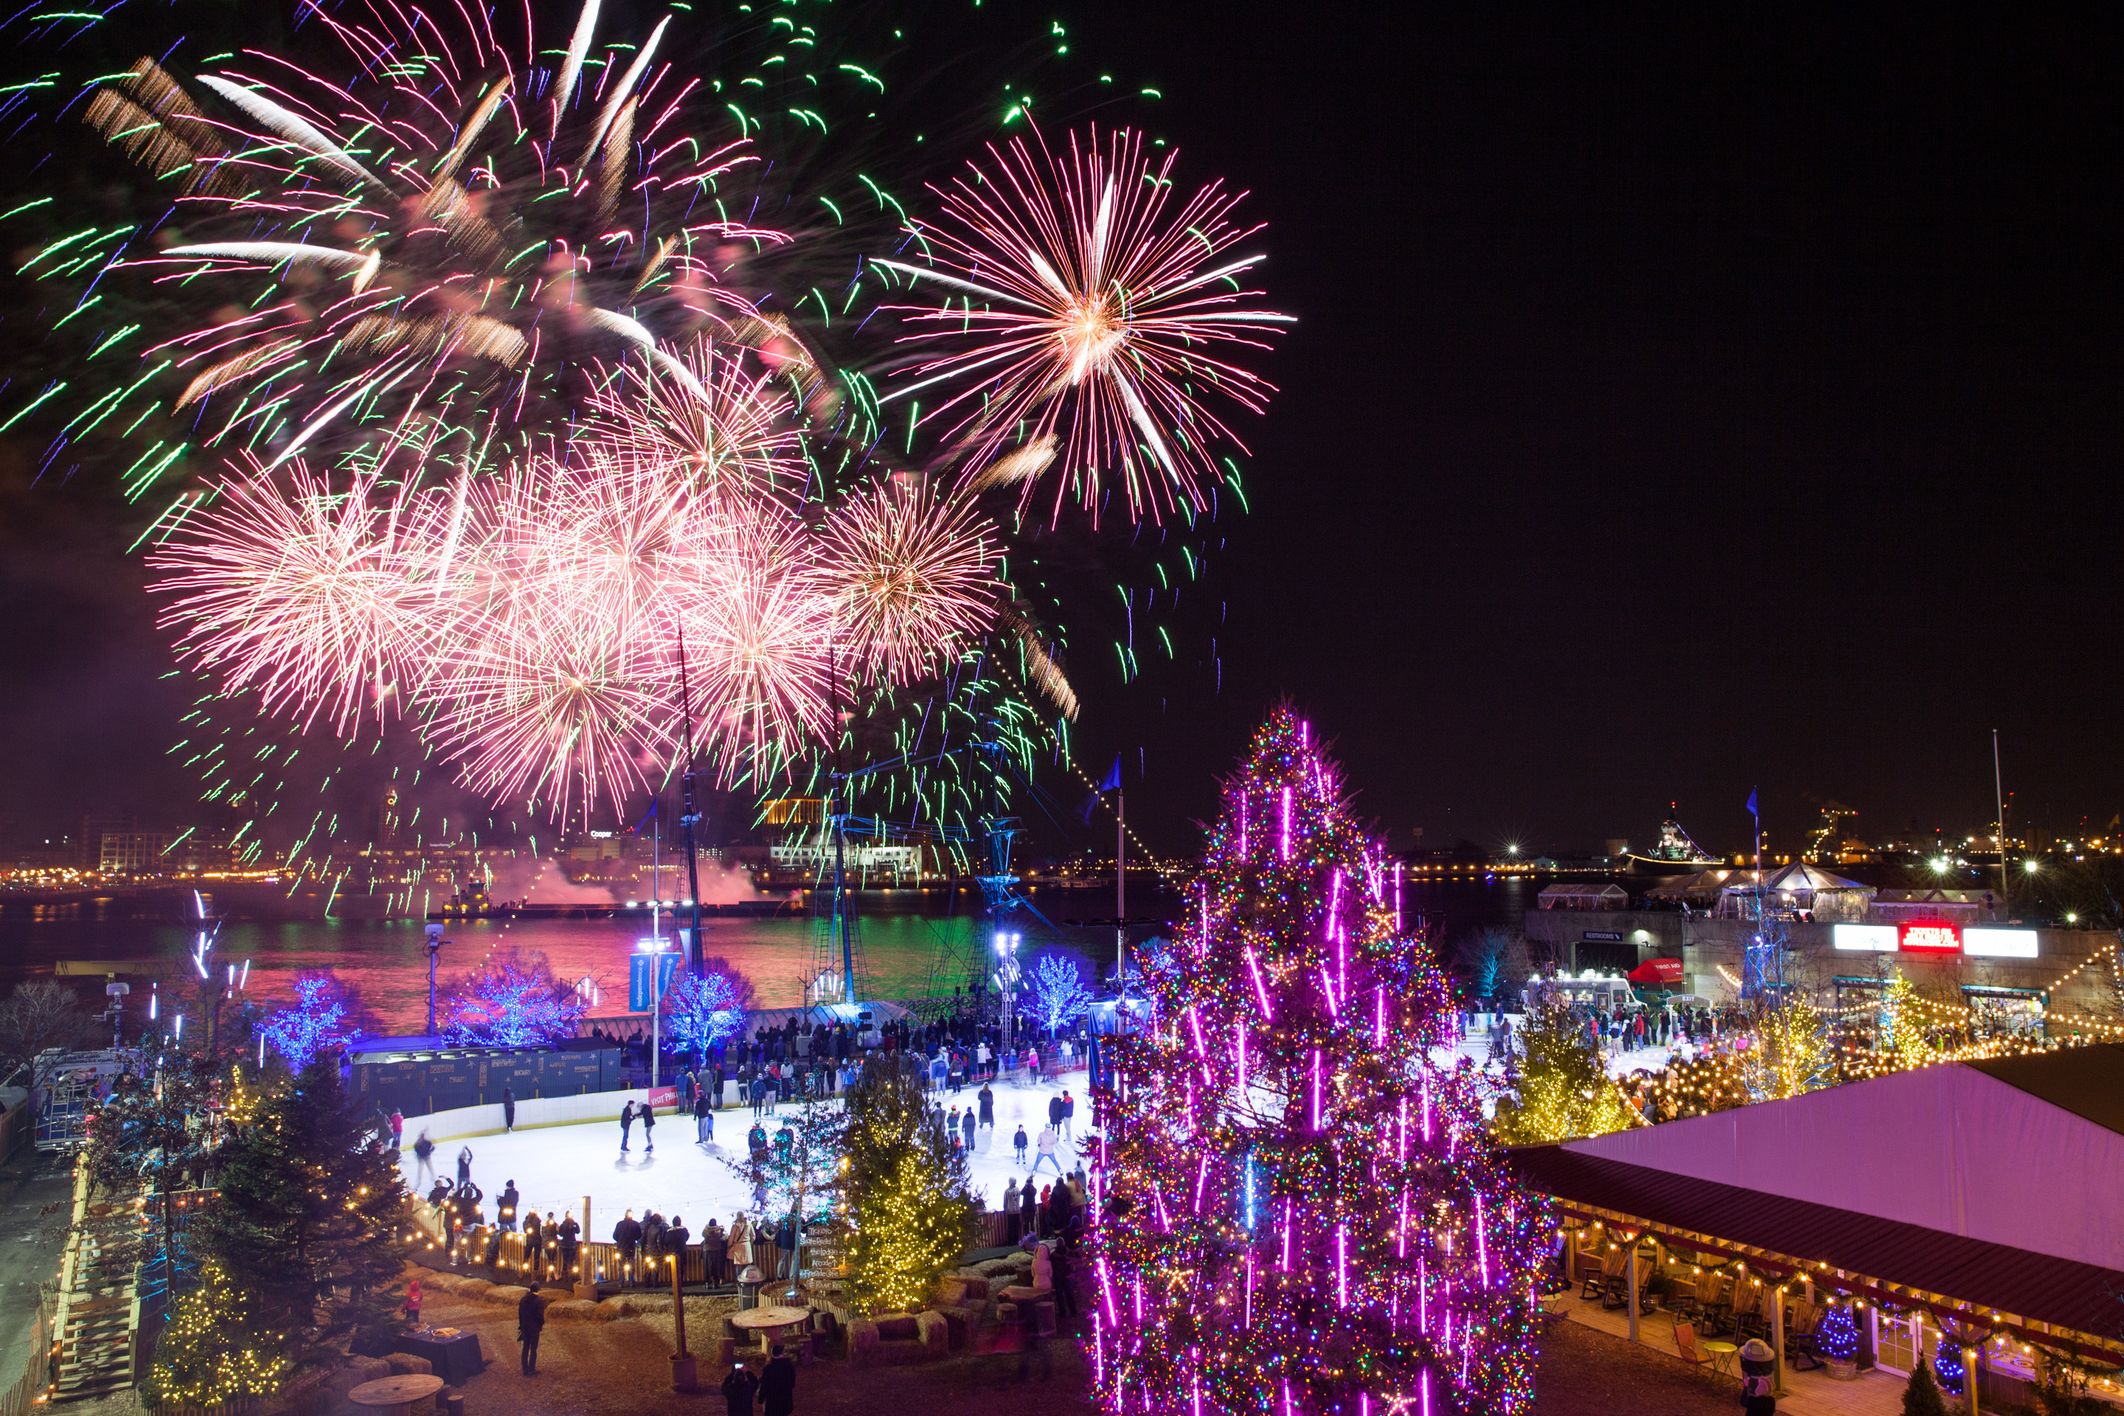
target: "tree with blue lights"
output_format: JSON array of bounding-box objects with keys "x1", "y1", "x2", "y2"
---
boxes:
[
  {"x1": 440, "y1": 948, "x2": 585, "y2": 1048},
  {"x1": 1029, "y1": 953, "x2": 1093, "y2": 1036},
  {"x1": 661, "y1": 958, "x2": 757, "y2": 1064},
  {"x1": 255, "y1": 972, "x2": 365, "y2": 1071}
]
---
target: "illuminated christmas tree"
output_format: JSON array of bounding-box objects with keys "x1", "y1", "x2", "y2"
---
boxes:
[
  {"x1": 1492, "y1": 1002, "x2": 1642, "y2": 1143},
  {"x1": 832, "y1": 1057, "x2": 979, "y2": 1315},
  {"x1": 661, "y1": 957, "x2": 757, "y2": 1065},
  {"x1": 1092, "y1": 709, "x2": 1550, "y2": 1415},
  {"x1": 256, "y1": 971, "x2": 366, "y2": 1071},
  {"x1": 144, "y1": 1258, "x2": 290, "y2": 1408},
  {"x1": 1816, "y1": 1304, "x2": 1860, "y2": 1364},
  {"x1": 1744, "y1": 994, "x2": 1831, "y2": 1102}
]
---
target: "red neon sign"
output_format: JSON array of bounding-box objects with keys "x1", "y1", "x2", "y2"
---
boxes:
[{"x1": 1897, "y1": 920, "x2": 1962, "y2": 952}]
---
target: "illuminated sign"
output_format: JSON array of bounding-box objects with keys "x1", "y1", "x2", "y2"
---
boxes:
[
  {"x1": 1897, "y1": 921, "x2": 1963, "y2": 952},
  {"x1": 1964, "y1": 928, "x2": 2038, "y2": 959},
  {"x1": 1833, "y1": 924, "x2": 1899, "y2": 952}
]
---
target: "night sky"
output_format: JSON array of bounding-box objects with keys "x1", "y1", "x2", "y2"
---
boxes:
[{"x1": 3, "y1": 1, "x2": 2121, "y2": 859}]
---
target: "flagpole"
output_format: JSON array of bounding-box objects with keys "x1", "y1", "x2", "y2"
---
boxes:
[{"x1": 1115, "y1": 784, "x2": 1127, "y2": 985}]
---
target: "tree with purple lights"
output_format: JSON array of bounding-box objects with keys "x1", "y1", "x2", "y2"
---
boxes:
[
  {"x1": 661, "y1": 957, "x2": 757, "y2": 1063},
  {"x1": 440, "y1": 948, "x2": 585, "y2": 1049},
  {"x1": 255, "y1": 972, "x2": 365, "y2": 1071},
  {"x1": 1029, "y1": 953, "x2": 1093, "y2": 1036},
  {"x1": 1092, "y1": 708, "x2": 1549, "y2": 1415}
]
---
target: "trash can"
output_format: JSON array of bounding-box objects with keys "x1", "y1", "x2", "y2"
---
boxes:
[{"x1": 738, "y1": 1264, "x2": 766, "y2": 1310}]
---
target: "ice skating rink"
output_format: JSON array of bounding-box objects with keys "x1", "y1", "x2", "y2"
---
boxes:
[{"x1": 399, "y1": 1074, "x2": 1092, "y2": 1237}]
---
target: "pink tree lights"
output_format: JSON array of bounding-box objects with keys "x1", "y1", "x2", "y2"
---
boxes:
[{"x1": 1090, "y1": 709, "x2": 1549, "y2": 1414}]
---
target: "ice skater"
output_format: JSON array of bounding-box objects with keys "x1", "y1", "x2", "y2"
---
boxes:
[
  {"x1": 619, "y1": 1098, "x2": 636, "y2": 1152},
  {"x1": 502, "y1": 1086, "x2": 516, "y2": 1133},
  {"x1": 412, "y1": 1131, "x2": 435, "y2": 1186},
  {"x1": 1012, "y1": 1123, "x2": 1029, "y2": 1164},
  {"x1": 1031, "y1": 1123, "x2": 1062, "y2": 1175},
  {"x1": 641, "y1": 1097, "x2": 656, "y2": 1153},
  {"x1": 695, "y1": 1088, "x2": 715, "y2": 1144},
  {"x1": 456, "y1": 1144, "x2": 474, "y2": 1187}
]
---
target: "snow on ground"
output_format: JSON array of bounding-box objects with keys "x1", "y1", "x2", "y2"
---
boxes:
[{"x1": 400, "y1": 1073, "x2": 1092, "y2": 1238}]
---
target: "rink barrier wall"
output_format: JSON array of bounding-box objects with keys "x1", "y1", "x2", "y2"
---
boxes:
[{"x1": 397, "y1": 1084, "x2": 693, "y2": 1142}]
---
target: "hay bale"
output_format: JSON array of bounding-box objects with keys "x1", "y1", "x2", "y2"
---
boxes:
[
  {"x1": 915, "y1": 1310, "x2": 949, "y2": 1358},
  {"x1": 454, "y1": 1278, "x2": 494, "y2": 1301},
  {"x1": 544, "y1": 1298, "x2": 599, "y2": 1322},
  {"x1": 487, "y1": 1284, "x2": 531, "y2": 1306},
  {"x1": 595, "y1": 1295, "x2": 643, "y2": 1321},
  {"x1": 328, "y1": 1356, "x2": 393, "y2": 1397},
  {"x1": 872, "y1": 1314, "x2": 919, "y2": 1342},
  {"x1": 847, "y1": 1319, "x2": 881, "y2": 1366},
  {"x1": 383, "y1": 1352, "x2": 434, "y2": 1377}
]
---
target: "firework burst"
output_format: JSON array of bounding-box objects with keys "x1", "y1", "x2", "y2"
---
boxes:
[
  {"x1": 148, "y1": 459, "x2": 436, "y2": 735},
  {"x1": 883, "y1": 126, "x2": 1291, "y2": 525},
  {"x1": 817, "y1": 475, "x2": 999, "y2": 684}
]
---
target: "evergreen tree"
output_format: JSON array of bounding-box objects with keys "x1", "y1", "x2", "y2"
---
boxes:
[
  {"x1": 1815, "y1": 1303, "x2": 1860, "y2": 1364},
  {"x1": 1094, "y1": 709, "x2": 1550, "y2": 1415},
  {"x1": 830, "y1": 1056, "x2": 979, "y2": 1315},
  {"x1": 203, "y1": 1059, "x2": 410, "y2": 1347},
  {"x1": 144, "y1": 1258, "x2": 290, "y2": 1408},
  {"x1": 1745, "y1": 993, "x2": 1832, "y2": 1101},
  {"x1": 1492, "y1": 1001, "x2": 1642, "y2": 1144},
  {"x1": 1902, "y1": 1354, "x2": 1949, "y2": 1416}
]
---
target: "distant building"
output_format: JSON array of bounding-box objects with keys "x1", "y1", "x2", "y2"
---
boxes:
[{"x1": 98, "y1": 829, "x2": 170, "y2": 875}]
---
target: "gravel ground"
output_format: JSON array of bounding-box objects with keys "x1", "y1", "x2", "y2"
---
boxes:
[
  {"x1": 405, "y1": 1288, "x2": 1096, "y2": 1416},
  {"x1": 1536, "y1": 1315, "x2": 1735, "y2": 1414}
]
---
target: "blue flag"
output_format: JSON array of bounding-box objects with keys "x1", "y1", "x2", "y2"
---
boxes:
[
  {"x1": 632, "y1": 797, "x2": 659, "y2": 833},
  {"x1": 1744, "y1": 789, "x2": 1759, "y2": 818},
  {"x1": 1098, "y1": 756, "x2": 1123, "y2": 793}
]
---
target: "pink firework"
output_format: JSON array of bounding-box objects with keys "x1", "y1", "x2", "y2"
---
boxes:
[
  {"x1": 882, "y1": 126, "x2": 1290, "y2": 525},
  {"x1": 676, "y1": 502, "x2": 839, "y2": 781},
  {"x1": 580, "y1": 340, "x2": 810, "y2": 501},
  {"x1": 816, "y1": 474, "x2": 999, "y2": 683},
  {"x1": 415, "y1": 449, "x2": 697, "y2": 820},
  {"x1": 148, "y1": 458, "x2": 437, "y2": 734}
]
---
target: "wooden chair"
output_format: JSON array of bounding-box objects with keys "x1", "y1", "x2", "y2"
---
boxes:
[
  {"x1": 1786, "y1": 1303, "x2": 1824, "y2": 1371},
  {"x1": 1674, "y1": 1322, "x2": 1713, "y2": 1367},
  {"x1": 1581, "y1": 1249, "x2": 1626, "y2": 1301}
]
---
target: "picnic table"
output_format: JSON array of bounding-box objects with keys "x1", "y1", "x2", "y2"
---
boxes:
[
  {"x1": 347, "y1": 1372, "x2": 444, "y2": 1416},
  {"x1": 729, "y1": 1303, "x2": 812, "y2": 1354}
]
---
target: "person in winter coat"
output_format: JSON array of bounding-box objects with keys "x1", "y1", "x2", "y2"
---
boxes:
[
  {"x1": 666, "y1": 1215, "x2": 691, "y2": 1267},
  {"x1": 728, "y1": 1213, "x2": 755, "y2": 1271},
  {"x1": 774, "y1": 1212, "x2": 800, "y2": 1279},
  {"x1": 389, "y1": 1110, "x2": 405, "y2": 1150},
  {"x1": 502, "y1": 1086, "x2": 516, "y2": 1133},
  {"x1": 1012, "y1": 1124, "x2": 1029, "y2": 1164},
  {"x1": 700, "y1": 1217, "x2": 728, "y2": 1286},
  {"x1": 402, "y1": 1277, "x2": 423, "y2": 1325},
  {"x1": 524, "y1": 1210, "x2": 544, "y2": 1267},
  {"x1": 760, "y1": 1343, "x2": 798, "y2": 1416},
  {"x1": 977, "y1": 1083, "x2": 995, "y2": 1128},
  {"x1": 721, "y1": 1362, "x2": 759, "y2": 1416},
  {"x1": 556, "y1": 1213, "x2": 580, "y2": 1278},
  {"x1": 613, "y1": 1210, "x2": 644, "y2": 1281},
  {"x1": 960, "y1": 1106, "x2": 976, "y2": 1151},
  {"x1": 1018, "y1": 1179, "x2": 1037, "y2": 1234},
  {"x1": 412, "y1": 1131, "x2": 435, "y2": 1185},
  {"x1": 1047, "y1": 1092, "x2": 1065, "y2": 1130},
  {"x1": 456, "y1": 1145, "x2": 474, "y2": 1186},
  {"x1": 517, "y1": 1281, "x2": 546, "y2": 1375},
  {"x1": 497, "y1": 1180, "x2": 520, "y2": 1231},
  {"x1": 640, "y1": 1098, "x2": 657, "y2": 1152},
  {"x1": 695, "y1": 1088, "x2": 715, "y2": 1143},
  {"x1": 1001, "y1": 1179, "x2": 1021, "y2": 1239},
  {"x1": 1060, "y1": 1090, "x2": 1076, "y2": 1139},
  {"x1": 620, "y1": 1099, "x2": 637, "y2": 1152},
  {"x1": 1032, "y1": 1124, "x2": 1063, "y2": 1175}
]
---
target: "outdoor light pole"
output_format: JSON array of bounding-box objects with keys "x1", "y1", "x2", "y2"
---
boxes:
[
  {"x1": 996, "y1": 930, "x2": 1021, "y2": 1056},
  {"x1": 424, "y1": 924, "x2": 448, "y2": 1036}
]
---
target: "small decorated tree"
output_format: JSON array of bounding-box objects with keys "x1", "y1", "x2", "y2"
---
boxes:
[
  {"x1": 144, "y1": 1258, "x2": 290, "y2": 1408},
  {"x1": 440, "y1": 947, "x2": 585, "y2": 1048},
  {"x1": 1934, "y1": 1336, "x2": 1968, "y2": 1398},
  {"x1": 831, "y1": 1056, "x2": 979, "y2": 1315},
  {"x1": 1029, "y1": 953, "x2": 1093, "y2": 1036},
  {"x1": 661, "y1": 957, "x2": 756, "y2": 1064},
  {"x1": 1816, "y1": 1303, "x2": 1861, "y2": 1369},
  {"x1": 1493, "y1": 1001, "x2": 1642, "y2": 1143},
  {"x1": 1094, "y1": 709, "x2": 1550, "y2": 1415},
  {"x1": 255, "y1": 971, "x2": 366, "y2": 1071}
]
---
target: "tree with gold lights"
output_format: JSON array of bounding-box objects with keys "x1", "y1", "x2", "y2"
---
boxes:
[
  {"x1": 202, "y1": 1058, "x2": 410, "y2": 1349},
  {"x1": 1744, "y1": 994, "x2": 1831, "y2": 1101},
  {"x1": 144, "y1": 1257, "x2": 290, "y2": 1408},
  {"x1": 1492, "y1": 1001, "x2": 1642, "y2": 1144},
  {"x1": 1092, "y1": 709, "x2": 1550, "y2": 1416},
  {"x1": 831, "y1": 1055, "x2": 979, "y2": 1316}
]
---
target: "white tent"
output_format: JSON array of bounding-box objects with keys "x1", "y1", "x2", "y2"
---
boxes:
[
  {"x1": 1537, "y1": 882, "x2": 1628, "y2": 911},
  {"x1": 1716, "y1": 862, "x2": 1874, "y2": 921}
]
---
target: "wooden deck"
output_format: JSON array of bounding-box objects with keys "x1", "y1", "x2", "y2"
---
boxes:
[{"x1": 1556, "y1": 1293, "x2": 1909, "y2": 1416}]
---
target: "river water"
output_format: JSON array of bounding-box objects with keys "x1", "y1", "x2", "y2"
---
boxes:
[{"x1": 0, "y1": 877, "x2": 1533, "y2": 1032}]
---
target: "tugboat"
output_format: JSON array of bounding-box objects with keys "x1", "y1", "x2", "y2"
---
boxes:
[{"x1": 1620, "y1": 806, "x2": 1720, "y2": 875}]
